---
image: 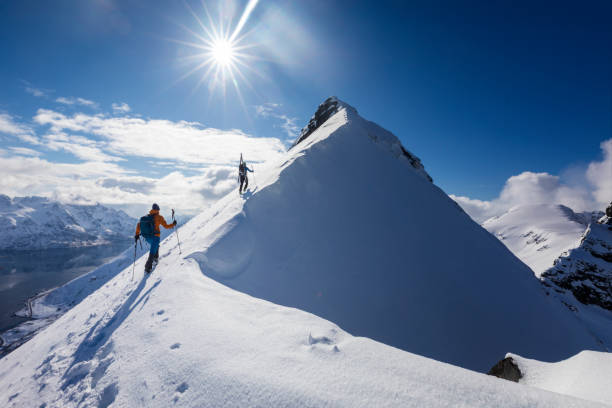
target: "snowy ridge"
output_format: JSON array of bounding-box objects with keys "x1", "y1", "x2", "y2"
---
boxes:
[
  {"x1": 509, "y1": 351, "x2": 612, "y2": 405},
  {"x1": 293, "y1": 96, "x2": 432, "y2": 182},
  {"x1": 0, "y1": 195, "x2": 135, "y2": 250}
]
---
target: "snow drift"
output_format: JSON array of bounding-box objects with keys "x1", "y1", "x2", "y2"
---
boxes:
[
  {"x1": 176, "y1": 97, "x2": 602, "y2": 372},
  {"x1": 509, "y1": 351, "x2": 612, "y2": 405}
]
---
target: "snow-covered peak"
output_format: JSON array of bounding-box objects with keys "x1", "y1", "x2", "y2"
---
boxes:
[
  {"x1": 482, "y1": 204, "x2": 601, "y2": 277},
  {"x1": 0, "y1": 196, "x2": 135, "y2": 250},
  {"x1": 175, "y1": 99, "x2": 600, "y2": 372},
  {"x1": 293, "y1": 96, "x2": 355, "y2": 147},
  {"x1": 293, "y1": 96, "x2": 432, "y2": 182}
]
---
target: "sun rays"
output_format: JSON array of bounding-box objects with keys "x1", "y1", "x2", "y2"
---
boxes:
[{"x1": 170, "y1": 0, "x2": 262, "y2": 105}]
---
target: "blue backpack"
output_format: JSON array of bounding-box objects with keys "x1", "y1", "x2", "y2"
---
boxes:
[{"x1": 139, "y1": 214, "x2": 156, "y2": 237}]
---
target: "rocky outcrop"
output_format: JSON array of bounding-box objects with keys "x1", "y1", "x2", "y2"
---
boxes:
[
  {"x1": 488, "y1": 357, "x2": 522, "y2": 382},
  {"x1": 292, "y1": 97, "x2": 343, "y2": 147},
  {"x1": 292, "y1": 96, "x2": 432, "y2": 182},
  {"x1": 541, "y1": 212, "x2": 612, "y2": 312}
]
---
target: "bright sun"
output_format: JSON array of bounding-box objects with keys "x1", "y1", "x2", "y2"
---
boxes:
[
  {"x1": 174, "y1": 0, "x2": 261, "y2": 97},
  {"x1": 211, "y1": 39, "x2": 234, "y2": 67}
]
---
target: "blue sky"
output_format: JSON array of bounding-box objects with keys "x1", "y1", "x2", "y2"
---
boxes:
[{"x1": 0, "y1": 0, "x2": 610, "y2": 217}]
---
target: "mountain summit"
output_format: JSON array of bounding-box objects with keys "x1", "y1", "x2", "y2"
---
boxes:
[{"x1": 182, "y1": 97, "x2": 602, "y2": 371}]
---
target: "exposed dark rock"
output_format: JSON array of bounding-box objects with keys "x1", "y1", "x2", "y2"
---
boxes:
[
  {"x1": 541, "y1": 214, "x2": 612, "y2": 312},
  {"x1": 292, "y1": 97, "x2": 341, "y2": 148},
  {"x1": 292, "y1": 97, "x2": 433, "y2": 183},
  {"x1": 488, "y1": 357, "x2": 522, "y2": 382}
]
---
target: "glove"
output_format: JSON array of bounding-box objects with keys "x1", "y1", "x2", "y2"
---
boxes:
[
  {"x1": 134, "y1": 234, "x2": 139, "y2": 242},
  {"x1": 172, "y1": 220, "x2": 177, "y2": 226}
]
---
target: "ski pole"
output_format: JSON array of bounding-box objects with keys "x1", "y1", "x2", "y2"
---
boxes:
[
  {"x1": 172, "y1": 209, "x2": 182, "y2": 254},
  {"x1": 132, "y1": 238, "x2": 138, "y2": 281},
  {"x1": 251, "y1": 165, "x2": 256, "y2": 186}
]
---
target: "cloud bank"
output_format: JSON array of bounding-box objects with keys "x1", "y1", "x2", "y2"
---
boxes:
[
  {"x1": 452, "y1": 139, "x2": 612, "y2": 223},
  {"x1": 1, "y1": 98, "x2": 286, "y2": 216}
]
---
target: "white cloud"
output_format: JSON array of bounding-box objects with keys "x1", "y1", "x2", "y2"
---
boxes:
[
  {"x1": 0, "y1": 113, "x2": 32, "y2": 136},
  {"x1": 0, "y1": 103, "x2": 285, "y2": 217},
  {"x1": 34, "y1": 109, "x2": 286, "y2": 165},
  {"x1": 43, "y1": 132, "x2": 123, "y2": 162},
  {"x1": 255, "y1": 103, "x2": 300, "y2": 138},
  {"x1": 586, "y1": 139, "x2": 612, "y2": 205},
  {"x1": 452, "y1": 139, "x2": 612, "y2": 223},
  {"x1": 56, "y1": 97, "x2": 99, "y2": 108},
  {"x1": 21, "y1": 80, "x2": 52, "y2": 98},
  {"x1": 25, "y1": 87, "x2": 45, "y2": 97},
  {"x1": 8, "y1": 147, "x2": 42, "y2": 157},
  {"x1": 111, "y1": 102, "x2": 131, "y2": 113}
]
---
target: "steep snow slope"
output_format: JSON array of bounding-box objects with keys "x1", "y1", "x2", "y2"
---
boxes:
[
  {"x1": 537, "y1": 214, "x2": 612, "y2": 347},
  {"x1": 176, "y1": 97, "x2": 602, "y2": 372},
  {"x1": 0, "y1": 195, "x2": 134, "y2": 250},
  {"x1": 483, "y1": 204, "x2": 598, "y2": 276},
  {"x1": 509, "y1": 351, "x2": 612, "y2": 405},
  {"x1": 0, "y1": 249, "x2": 605, "y2": 407}
]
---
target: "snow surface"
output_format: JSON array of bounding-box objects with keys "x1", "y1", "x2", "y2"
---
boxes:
[
  {"x1": 0, "y1": 195, "x2": 135, "y2": 250},
  {"x1": 0, "y1": 98, "x2": 609, "y2": 406},
  {"x1": 0, "y1": 253, "x2": 605, "y2": 407},
  {"x1": 510, "y1": 351, "x2": 612, "y2": 405},
  {"x1": 482, "y1": 204, "x2": 597, "y2": 277},
  {"x1": 176, "y1": 99, "x2": 603, "y2": 372}
]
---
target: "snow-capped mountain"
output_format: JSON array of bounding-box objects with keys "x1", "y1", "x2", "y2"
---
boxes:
[
  {"x1": 483, "y1": 204, "x2": 602, "y2": 276},
  {"x1": 0, "y1": 97, "x2": 609, "y2": 407},
  {"x1": 181, "y1": 96, "x2": 601, "y2": 372},
  {"x1": 0, "y1": 195, "x2": 135, "y2": 249}
]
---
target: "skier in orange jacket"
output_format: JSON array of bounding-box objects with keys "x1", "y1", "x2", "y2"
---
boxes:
[{"x1": 135, "y1": 203, "x2": 176, "y2": 273}]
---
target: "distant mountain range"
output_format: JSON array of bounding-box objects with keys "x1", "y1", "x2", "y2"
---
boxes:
[{"x1": 0, "y1": 195, "x2": 135, "y2": 250}]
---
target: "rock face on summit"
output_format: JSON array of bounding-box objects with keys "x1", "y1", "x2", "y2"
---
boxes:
[
  {"x1": 294, "y1": 97, "x2": 432, "y2": 182},
  {"x1": 183, "y1": 97, "x2": 602, "y2": 372}
]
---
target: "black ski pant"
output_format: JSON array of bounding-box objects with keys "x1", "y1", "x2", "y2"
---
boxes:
[{"x1": 239, "y1": 175, "x2": 248, "y2": 192}]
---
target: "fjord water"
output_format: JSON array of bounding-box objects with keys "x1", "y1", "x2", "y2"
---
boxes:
[{"x1": 0, "y1": 242, "x2": 131, "y2": 332}]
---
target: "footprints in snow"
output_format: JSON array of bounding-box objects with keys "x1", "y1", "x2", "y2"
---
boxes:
[
  {"x1": 173, "y1": 382, "x2": 189, "y2": 403},
  {"x1": 307, "y1": 329, "x2": 340, "y2": 353},
  {"x1": 170, "y1": 343, "x2": 181, "y2": 350},
  {"x1": 98, "y1": 383, "x2": 119, "y2": 408}
]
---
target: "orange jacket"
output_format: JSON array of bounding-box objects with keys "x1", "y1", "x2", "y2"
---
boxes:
[{"x1": 135, "y1": 209, "x2": 174, "y2": 237}]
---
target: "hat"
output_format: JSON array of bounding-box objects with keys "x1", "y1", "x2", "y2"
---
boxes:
[{"x1": 152, "y1": 203, "x2": 160, "y2": 210}]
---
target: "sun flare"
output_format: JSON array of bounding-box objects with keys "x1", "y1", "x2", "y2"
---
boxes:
[
  {"x1": 173, "y1": 0, "x2": 262, "y2": 99},
  {"x1": 210, "y1": 38, "x2": 235, "y2": 67}
]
